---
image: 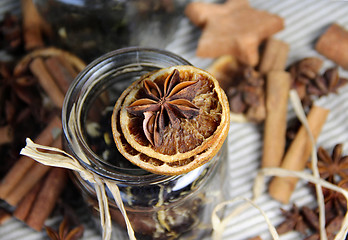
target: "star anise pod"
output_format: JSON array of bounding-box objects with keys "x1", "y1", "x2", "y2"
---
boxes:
[
  {"x1": 126, "y1": 69, "x2": 201, "y2": 146},
  {"x1": 322, "y1": 179, "x2": 348, "y2": 222},
  {"x1": 277, "y1": 203, "x2": 344, "y2": 240},
  {"x1": 46, "y1": 217, "x2": 84, "y2": 240},
  {"x1": 276, "y1": 204, "x2": 310, "y2": 235},
  {"x1": 227, "y1": 65, "x2": 265, "y2": 122},
  {"x1": 303, "y1": 214, "x2": 343, "y2": 240},
  {"x1": 309, "y1": 144, "x2": 348, "y2": 183},
  {"x1": 289, "y1": 57, "x2": 348, "y2": 109}
]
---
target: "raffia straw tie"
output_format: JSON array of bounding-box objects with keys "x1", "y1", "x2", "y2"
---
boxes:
[
  {"x1": 211, "y1": 90, "x2": 347, "y2": 240},
  {"x1": 211, "y1": 168, "x2": 348, "y2": 240},
  {"x1": 20, "y1": 138, "x2": 136, "y2": 240},
  {"x1": 289, "y1": 90, "x2": 326, "y2": 239}
]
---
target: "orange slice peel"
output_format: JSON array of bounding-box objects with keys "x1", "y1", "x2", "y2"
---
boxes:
[{"x1": 112, "y1": 65, "x2": 230, "y2": 175}]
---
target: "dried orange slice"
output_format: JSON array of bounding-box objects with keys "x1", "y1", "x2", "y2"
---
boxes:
[{"x1": 112, "y1": 65, "x2": 229, "y2": 175}]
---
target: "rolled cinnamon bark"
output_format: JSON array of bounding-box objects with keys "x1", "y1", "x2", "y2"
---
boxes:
[
  {"x1": 261, "y1": 71, "x2": 291, "y2": 168},
  {"x1": 0, "y1": 116, "x2": 61, "y2": 199},
  {"x1": 44, "y1": 56, "x2": 73, "y2": 94},
  {"x1": 5, "y1": 135, "x2": 62, "y2": 206},
  {"x1": 21, "y1": 0, "x2": 51, "y2": 50},
  {"x1": 30, "y1": 57, "x2": 65, "y2": 109},
  {"x1": 56, "y1": 54, "x2": 80, "y2": 78},
  {"x1": 268, "y1": 105, "x2": 329, "y2": 204},
  {"x1": 13, "y1": 180, "x2": 44, "y2": 221},
  {"x1": 25, "y1": 167, "x2": 68, "y2": 231},
  {"x1": 0, "y1": 208, "x2": 11, "y2": 225},
  {"x1": 316, "y1": 23, "x2": 348, "y2": 70},
  {"x1": 259, "y1": 38, "x2": 289, "y2": 74}
]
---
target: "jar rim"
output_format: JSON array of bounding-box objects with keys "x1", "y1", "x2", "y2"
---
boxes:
[{"x1": 62, "y1": 47, "x2": 192, "y2": 184}]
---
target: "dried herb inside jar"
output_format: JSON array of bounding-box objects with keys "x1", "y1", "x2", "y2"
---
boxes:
[{"x1": 34, "y1": 0, "x2": 184, "y2": 62}]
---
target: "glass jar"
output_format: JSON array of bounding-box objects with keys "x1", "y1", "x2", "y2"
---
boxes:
[
  {"x1": 62, "y1": 47, "x2": 228, "y2": 240},
  {"x1": 33, "y1": 0, "x2": 191, "y2": 62}
]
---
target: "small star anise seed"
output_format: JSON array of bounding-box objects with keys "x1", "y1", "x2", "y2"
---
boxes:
[
  {"x1": 276, "y1": 204, "x2": 310, "y2": 235},
  {"x1": 127, "y1": 69, "x2": 201, "y2": 146},
  {"x1": 289, "y1": 57, "x2": 348, "y2": 109},
  {"x1": 310, "y1": 144, "x2": 348, "y2": 183},
  {"x1": 322, "y1": 179, "x2": 348, "y2": 220},
  {"x1": 46, "y1": 217, "x2": 84, "y2": 240}
]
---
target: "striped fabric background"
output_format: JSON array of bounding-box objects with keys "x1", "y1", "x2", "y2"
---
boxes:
[{"x1": 1, "y1": 0, "x2": 348, "y2": 239}]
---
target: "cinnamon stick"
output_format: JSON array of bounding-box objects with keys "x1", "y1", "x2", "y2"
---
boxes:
[
  {"x1": 259, "y1": 38, "x2": 289, "y2": 74},
  {"x1": 0, "y1": 116, "x2": 61, "y2": 199},
  {"x1": 0, "y1": 208, "x2": 11, "y2": 225},
  {"x1": 56, "y1": 54, "x2": 80, "y2": 79},
  {"x1": 268, "y1": 105, "x2": 329, "y2": 204},
  {"x1": 25, "y1": 167, "x2": 68, "y2": 231},
  {"x1": 0, "y1": 125, "x2": 13, "y2": 145},
  {"x1": 262, "y1": 71, "x2": 291, "y2": 168},
  {"x1": 44, "y1": 56, "x2": 73, "y2": 94},
  {"x1": 5, "y1": 135, "x2": 62, "y2": 206},
  {"x1": 30, "y1": 57, "x2": 65, "y2": 109},
  {"x1": 14, "y1": 47, "x2": 85, "y2": 77},
  {"x1": 316, "y1": 23, "x2": 348, "y2": 70},
  {"x1": 21, "y1": 0, "x2": 51, "y2": 50},
  {"x1": 13, "y1": 179, "x2": 44, "y2": 221}
]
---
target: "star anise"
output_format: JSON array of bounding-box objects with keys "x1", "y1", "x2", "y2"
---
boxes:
[
  {"x1": 302, "y1": 179, "x2": 348, "y2": 240},
  {"x1": 309, "y1": 144, "x2": 348, "y2": 183},
  {"x1": 289, "y1": 57, "x2": 348, "y2": 109},
  {"x1": 302, "y1": 211, "x2": 343, "y2": 240},
  {"x1": 126, "y1": 69, "x2": 201, "y2": 146},
  {"x1": 276, "y1": 204, "x2": 310, "y2": 235},
  {"x1": 276, "y1": 203, "x2": 345, "y2": 240},
  {"x1": 322, "y1": 179, "x2": 348, "y2": 222},
  {"x1": 227, "y1": 65, "x2": 265, "y2": 122},
  {"x1": 46, "y1": 217, "x2": 84, "y2": 240}
]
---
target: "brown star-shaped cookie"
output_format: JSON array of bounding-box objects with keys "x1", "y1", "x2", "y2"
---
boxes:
[{"x1": 185, "y1": 0, "x2": 284, "y2": 66}]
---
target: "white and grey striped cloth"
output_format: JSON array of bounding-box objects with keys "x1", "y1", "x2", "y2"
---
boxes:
[{"x1": 1, "y1": 0, "x2": 348, "y2": 239}]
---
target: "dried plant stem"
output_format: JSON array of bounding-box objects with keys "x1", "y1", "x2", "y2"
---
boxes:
[
  {"x1": 262, "y1": 71, "x2": 291, "y2": 167},
  {"x1": 268, "y1": 105, "x2": 329, "y2": 204},
  {"x1": 0, "y1": 116, "x2": 61, "y2": 200}
]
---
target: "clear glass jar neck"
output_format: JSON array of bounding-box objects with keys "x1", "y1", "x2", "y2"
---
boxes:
[{"x1": 62, "y1": 47, "x2": 195, "y2": 185}]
